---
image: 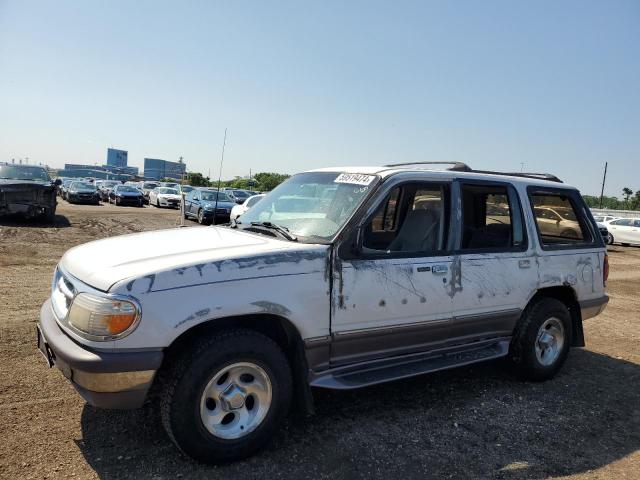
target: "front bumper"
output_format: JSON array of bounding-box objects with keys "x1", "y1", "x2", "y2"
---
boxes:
[
  {"x1": 37, "y1": 299, "x2": 163, "y2": 409},
  {"x1": 158, "y1": 198, "x2": 180, "y2": 208},
  {"x1": 580, "y1": 295, "x2": 609, "y2": 320},
  {"x1": 68, "y1": 194, "x2": 99, "y2": 203}
]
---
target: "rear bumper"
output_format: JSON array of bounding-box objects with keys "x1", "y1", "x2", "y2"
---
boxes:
[
  {"x1": 580, "y1": 295, "x2": 609, "y2": 320},
  {"x1": 37, "y1": 300, "x2": 163, "y2": 409}
]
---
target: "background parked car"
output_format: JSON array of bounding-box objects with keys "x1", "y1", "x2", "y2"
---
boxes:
[
  {"x1": 109, "y1": 184, "x2": 144, "y2": 207},
  {"x1": 230, "y1": 193, "x2": 266, "y2": 221},
  {"x1": 66, "y1": 181, "x2": 100, "y2": 204},
  {"x1": 532, "y1": 206, "x2": 582, "y2": 239},
  {"x1": 138, "y1": 181, "x2": 159, "y2": 204},
  {"x1": 96, "y1": 180, "x2": 120, "y2": 202},
  {"x1": 226, "y1": 188, "x2": 252, "y2": 204},
  {"x1": 0, "y1": 162, "x2": 59, "y2": 220},
  {"x1": 594, "y1": 215, "x2": 618, "y2": 223},
  {"x1": 605, "y1": 218, "x2": 640, "y2": 246},
  {"x1": 59, "y1": 178, "x2": 76, "y2": 200},
  {"x1": 184, "y1": 188, "x2": 236, "y2": 224},
  {"x1": 149, "y1": 187, "x2": 181, "y2": 208}
]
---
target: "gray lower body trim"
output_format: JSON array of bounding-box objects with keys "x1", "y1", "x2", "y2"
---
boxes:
[
  {"x1": 580, "y1": 295, "x2": 609, "y2": 320},
  {"x1": 38, "y1": 300, "x2": 161, "y2": 409}
]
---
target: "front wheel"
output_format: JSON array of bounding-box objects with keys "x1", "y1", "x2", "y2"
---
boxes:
[
  {"x1": 508, "y1": 298, "x2": 572, "y2": 381},
  {"x1": 160, "y1": 329, "x2": 292, "y2": 464},
  {"x1": 197, "y1": 209, "x2": 211, "y2": 225},
  {"x1": 607, "y1": 233, "x2": 614, "y2": 245}
]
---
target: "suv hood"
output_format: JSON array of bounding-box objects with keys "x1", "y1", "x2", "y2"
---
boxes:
[{"x1": 60, "y1": 226, "x2": 327, "y2": 292}]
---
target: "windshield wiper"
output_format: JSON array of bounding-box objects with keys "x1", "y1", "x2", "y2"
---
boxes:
[{"x1": 249, "y1": 221, "x2": 297, "y2": 241}]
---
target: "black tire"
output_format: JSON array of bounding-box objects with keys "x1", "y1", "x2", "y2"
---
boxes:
[
  {"x1": 41, "y1": 206, "x2": 56, "y2": 223},
  {"x1": 160, "y1": 329, "x2": 292, "y2": 464},
  {"x1": 197, "y1": 208, "x2": 210, "y2": 225},
  {"x1": 508, "y1": 298, "x2": 572, "y2": 381}
]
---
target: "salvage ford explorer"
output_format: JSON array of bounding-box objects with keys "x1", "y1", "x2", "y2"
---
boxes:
[{"x1": 37, "y1": 163, "x2": 609, "y2": 463}]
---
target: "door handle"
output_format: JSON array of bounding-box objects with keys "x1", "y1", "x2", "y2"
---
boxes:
[
  {"x1": 432, "y1": 264, "x2": 448, "y2": 275},
  {"x1": 519, "y1": 259, "x2": 531, "y2": 269}
]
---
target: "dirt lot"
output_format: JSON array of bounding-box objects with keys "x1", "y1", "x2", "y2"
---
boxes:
[{"x1": 0, "y1": 202, "x2": 638, "y2": 480}]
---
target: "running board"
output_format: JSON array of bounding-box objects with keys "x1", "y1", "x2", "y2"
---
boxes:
[{"x1": 310, "y1": 339, "x2": 510, "y2": 390}]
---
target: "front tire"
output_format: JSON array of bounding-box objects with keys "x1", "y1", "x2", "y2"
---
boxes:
[
  {"x1": 607, "y1": 233, "x2": 614, "y2": 245},
  {"x1": 508, "y1": 298, "x2": 572, "y2": 381},
  {"x1": 160, "y1": 329, "x2": 292, "y2": 464},
  {"x1": 197, "y1": 209, "x2": 210, "y2": 225}
]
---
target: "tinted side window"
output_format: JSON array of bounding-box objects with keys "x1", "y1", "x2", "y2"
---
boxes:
[
  {"x1": 530, "y1": 193, "x2": 592, "y2": 246},
  {"x1": 363, "y1": 183, "x2": 448, "y2": 254},
  {"x1": 460, "y1": 184, "x2": 524, "y2": 250},
  {"x1": 611, "y1": 219, "x2": 632, "y2": 226}
]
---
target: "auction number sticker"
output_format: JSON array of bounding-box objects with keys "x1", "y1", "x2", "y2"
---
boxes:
[{"x1": 334, "y1": 173, "x2": 375, "y2": 186}]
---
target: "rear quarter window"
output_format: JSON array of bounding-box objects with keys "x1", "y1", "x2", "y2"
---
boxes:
[{"x1": 528, "y1": 189, "x2": 596, "y2": 249}]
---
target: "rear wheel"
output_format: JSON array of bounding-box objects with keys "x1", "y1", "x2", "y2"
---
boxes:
[
  {"x1": 607, "y1": 233, "x2": 614, "y2": 245},
  {"x1": 160, "y1": 329, "x2": 292, "y2": 464},
  {"x1": 508, "y1": 298, "x2": 572, "y2": 381}
]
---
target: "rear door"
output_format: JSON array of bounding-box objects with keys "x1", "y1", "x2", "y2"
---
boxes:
[
  {"x1": 450, "y1": 181, "x2": 535, "y2": 342},
  {"x1": 331, "y1": 178, "x2": 454, "y2": 365}
]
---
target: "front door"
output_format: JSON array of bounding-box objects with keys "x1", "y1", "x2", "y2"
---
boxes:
[{"x1": 331, "y1": 180, "x2": 454, "y2": 365}]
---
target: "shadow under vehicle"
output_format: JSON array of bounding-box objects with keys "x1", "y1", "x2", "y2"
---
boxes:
[{"x1": 0, "y1": 162, "x2": 61, "y2": 221}]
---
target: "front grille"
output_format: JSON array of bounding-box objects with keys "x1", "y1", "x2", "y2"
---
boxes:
[{"x1": 51, "y1": 268, "x2": 76, "y2": 320}]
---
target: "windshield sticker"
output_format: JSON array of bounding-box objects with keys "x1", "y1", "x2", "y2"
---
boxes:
[{"x1": 334, "y1": 173, "x2": 375, "y2": 186}]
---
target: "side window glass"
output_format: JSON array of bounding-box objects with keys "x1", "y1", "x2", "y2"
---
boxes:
[
  {"x1": 460, "y1": 184, "x2": 524, "y2": 250},
  {"x1": 530, "y1": 193, "x2": 592, "y2": 246},
  {"x1": 363, "y1": 184, "x2": 448, "y2": 254},
  {"x1": 371, "y1": 188, "x2": 400, "y2": 232},
  {"x1": 612, "y1": 219, "x2": 631, "y2": 226}
]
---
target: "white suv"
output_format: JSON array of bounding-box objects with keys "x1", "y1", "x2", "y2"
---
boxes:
[{"x1": 37, "y1": 163, "x2": 609, "y2": 463}]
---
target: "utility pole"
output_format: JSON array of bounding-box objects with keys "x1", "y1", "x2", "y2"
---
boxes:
[
  {"x1": 599, "y1": 162, "x2": 608, "y2": 209},
  {"x1": 213, "y1": 128, "x2": 227, "y2": 225}
]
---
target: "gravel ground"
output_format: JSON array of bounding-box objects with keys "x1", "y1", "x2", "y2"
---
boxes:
[{"x1": 0, "y1": 202, "x2": 638, "y2": 480}]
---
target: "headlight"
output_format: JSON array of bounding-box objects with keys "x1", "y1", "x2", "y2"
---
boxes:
[{"x1": 67, "y1": 293, "x2": 140, "y2": 339}]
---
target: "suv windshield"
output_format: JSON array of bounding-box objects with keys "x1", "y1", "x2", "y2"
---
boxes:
[
  {"x1": 237, "y1": 172, "x2": 378, "y2": 240},
  {"x1": 0, "y1": 164, "x2": 50, "y2": 182}
]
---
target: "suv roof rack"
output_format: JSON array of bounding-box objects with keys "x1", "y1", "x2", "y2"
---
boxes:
[
  {"x1": 382, "y1": 162, "x2": 563, "y2": 183},
  {"x1": 383, "y1": 161, "x2": 471, "y2": 171}
]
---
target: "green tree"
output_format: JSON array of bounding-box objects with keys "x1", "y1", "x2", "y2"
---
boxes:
[
  {"x1": 622, "y1": 187, "x2": 634, "y2": 207},
  {"x1": 186, "y1": 172, "x2": 209, "y2": 187},
  {"x1": 253, "y1": 172, "x2": 290, "y2": 191}
]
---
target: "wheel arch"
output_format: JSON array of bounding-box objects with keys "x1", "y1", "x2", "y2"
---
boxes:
[
  {"x1": 525, "y1": 285, "x2": 584, "y2": 347},
  {"x1": 156, "y1": 313, "x2": 315, "y2": 414}
]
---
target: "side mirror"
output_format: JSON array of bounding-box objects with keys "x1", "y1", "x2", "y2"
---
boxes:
[
  {"x1": 339, "y1": 227, "x2": 363, "y2": 260},
  {"x1": 54, "y1": 179, "x2": 62, "y2": 186}
]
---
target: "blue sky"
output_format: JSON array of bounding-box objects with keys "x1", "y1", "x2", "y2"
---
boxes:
[{"x1": 0, "y1": 0, "x2": 638, "y2": 196}]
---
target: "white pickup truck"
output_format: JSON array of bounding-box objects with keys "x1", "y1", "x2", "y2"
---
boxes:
[{"x1": 37, "y1": 163, "x2": 608, "y2": 463}]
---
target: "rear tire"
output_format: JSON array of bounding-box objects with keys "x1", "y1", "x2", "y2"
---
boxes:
[
  {"x1": 607, "y1": 233, "x2": 614, "y2": 245},
  {"x1": 508, "y1": 298, "x2": 572, "y2": 381},
  {"x1": 160, "y1": 329, "x2": 292, "y2": 464}
]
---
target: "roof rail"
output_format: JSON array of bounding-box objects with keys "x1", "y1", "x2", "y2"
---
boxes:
[
  {"x1": 470, "y1": 170, "x2": 563, "y2": 183},
  {"x1": 383, "y1": 161, "x2": 471, "y2": 171},
  {"x1": 382, "y1": 162, "x2": 563, "y2": 183}
]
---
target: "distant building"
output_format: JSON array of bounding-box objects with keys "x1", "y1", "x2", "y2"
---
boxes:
[
  {"x1": 59, "y1": 163, "x2": 138, "y2": 181},
  {"x1": 143, "y1": 158, "x2": 186, "y2": 181},
  {"x1": 106, "y1": 148, "x2": 128, "y2": 168}
]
